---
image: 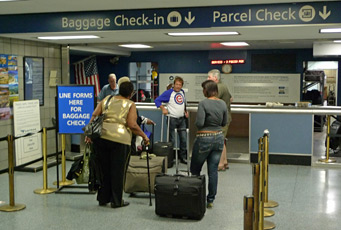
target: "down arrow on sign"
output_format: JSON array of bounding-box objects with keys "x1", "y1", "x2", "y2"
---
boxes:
[{"x1": 185, "y1": 12, "x2": 195, "y2": 25}]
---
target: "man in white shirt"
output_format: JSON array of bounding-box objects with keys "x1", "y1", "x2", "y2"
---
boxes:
[{"x1": 155, "y1": 76, "x2": 188, "y2": 164}]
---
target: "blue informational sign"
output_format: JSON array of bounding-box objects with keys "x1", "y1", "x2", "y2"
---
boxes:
[
  {"x1": 0, "y1": 2, "x2": 340, "y2": 33},
  {"x1": 57, "y1": 85, "x2": 95, "y2": 134}
]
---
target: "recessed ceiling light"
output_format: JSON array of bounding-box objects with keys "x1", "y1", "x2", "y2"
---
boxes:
[
  {"x1": 38, "y1": 35, "x2": 100, "y2": 40},
  {"x1": 220, "y1": 42, "x2": 249, "y2": 47},
  {"x1": 167, "y1": 32, "x2": 239, "y2": 36},
  {"x1": 119, "y1": 44, "x2": 152, "y2": 48},
  {"x1": 320, "y1": 28, "x2": 341, "y2": 33},
  {"x1": 334, "y1": 40, "x2": 341, "y2": 43}
]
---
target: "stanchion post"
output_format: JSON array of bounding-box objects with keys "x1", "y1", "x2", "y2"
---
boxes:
[
  {"x1": 244, "y1": 195, "x2": 254, "y2": 230},
  {"x1": 259, "y1": 135, "x2": 276, "y2": 230},
  {"x1": 319, "y1": 115, "x2": 336, "y2": 163},
  {"x1": 259, "y1": 139, "x2": 264, "y2": 230},
  {"x1": 53, "y1": 134, "x2": 74, "y2": 186},
  {"x1": 0, "y1": 135, "x2": 26, "y2": 212},
  {"x1": 252, "y1": 163, "x2": 260, "y2": 230},
  {"x1": 263, "y1": 130, "x2": 279, "y2": 209},
  {"x1": 34, "y1": 128, "x2": 57, "y2": 194}
]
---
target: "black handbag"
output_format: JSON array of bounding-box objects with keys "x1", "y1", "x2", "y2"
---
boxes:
[{"x1": 83, "y1": 95, "x2": 113, "y2": 139}]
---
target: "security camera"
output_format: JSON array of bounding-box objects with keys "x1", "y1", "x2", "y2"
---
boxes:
[{"x1": 110, "y1": 56, "x2": 119, "y2": 64}]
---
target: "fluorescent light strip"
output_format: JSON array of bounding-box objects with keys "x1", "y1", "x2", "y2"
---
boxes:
[
  {"x1": 220, "y1": 42, "x2": 249, "y2": 47},
  {"x1": 119, "y1": 44, "x2": 152, "y2": 48},
  {"x1": 0, "y1": 0, "x2": 24, "y2": 2},
  {"x1": 38, "y1": 35, "x2": 100, "y2": 40},
  {"x1": 320, "y1": 28, "x2": 341, "y2": 33},
  {"x1": 334, "y1": 40, "x2": 341, "y2": 43},
  {"x1": 168, "y1": 32, "x2": 239, "y2": 36}
]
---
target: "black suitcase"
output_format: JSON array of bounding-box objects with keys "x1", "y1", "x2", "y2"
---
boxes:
[
  {"x1": 153, "y1": 114, "x2": 175, "y2": 168},
  {"x1": 327, "y1": 120, "x2": 341, "y2": 151},
  {"x1": 154, "y1": 174, "x2": 206, "y2": 220},
  {"x1": 153, "y1": 142, "x2": 174, "y2": 168},
  {"x1": 154, "y1": 128, "x2": 206, "y2": 220}
]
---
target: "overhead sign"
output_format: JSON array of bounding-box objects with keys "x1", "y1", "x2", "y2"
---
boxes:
[
  {"x1": 0, "y1": 2, "x2": 339, "y2": 33},
  {"x1": 57, "y1": 85, "x2": 95, "y2": 134}
]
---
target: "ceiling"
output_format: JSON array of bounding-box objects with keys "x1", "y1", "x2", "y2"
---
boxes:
[{"x1": 1, "y1": 0, "x2": 341, "y2": 55}]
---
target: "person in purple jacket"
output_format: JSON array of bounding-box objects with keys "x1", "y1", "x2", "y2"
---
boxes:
[{"x1": 155, "y1": 76, "x2": 189, "y2": 164}]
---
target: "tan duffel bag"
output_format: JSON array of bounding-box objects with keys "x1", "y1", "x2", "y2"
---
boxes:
[{"x1": 124, "y1": 155, "x2": 167, "y2": 194}]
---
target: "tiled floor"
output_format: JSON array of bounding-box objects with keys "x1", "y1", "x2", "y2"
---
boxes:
[{"x1": 1, "y1": 128, "x2": 341, "y2": 229}]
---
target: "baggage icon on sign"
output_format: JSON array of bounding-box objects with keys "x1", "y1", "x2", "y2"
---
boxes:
[{"x1": 167, "y1": 11, "x2": 182, "y2": 27}]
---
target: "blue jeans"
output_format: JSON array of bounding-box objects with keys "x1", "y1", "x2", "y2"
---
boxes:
[
  {"x1": 169, "y1": 116, "x2": 187, "y2": 159},
  {"x1": 190, "y1": 133, "x2": 224, "y2": 203}
]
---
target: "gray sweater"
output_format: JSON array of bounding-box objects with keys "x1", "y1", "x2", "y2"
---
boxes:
[{"x1": 195, "y1": 98, "x2": 228, "y2": 132}]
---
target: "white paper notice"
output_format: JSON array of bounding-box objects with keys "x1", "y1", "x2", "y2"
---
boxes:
[
  {"x1": 13, "y1": 100, "x2": 42, "y2": 166},
  {"x1": 49, "y1": 70, "x2": 57, "y2": 87}
]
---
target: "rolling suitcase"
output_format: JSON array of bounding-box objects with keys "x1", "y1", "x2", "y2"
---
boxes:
[
  {"x1": 124, "y1": 124, "x2": 163, "y2": 206},
  {"x1": 124, "y1": 155, "x2": 167, "y2": 194},
  {"x1": 154, "y1": 128, "x2": 206, "y2": 220},
  {"x1": 153, "y1": 142, "x2": 174, "y2": 168},
  {"x1": 153, "y1": 114, "x2": 174, "y2": 168},
  {"x1": 326, "y1": 119, "x2": 341, "y2": 151}
]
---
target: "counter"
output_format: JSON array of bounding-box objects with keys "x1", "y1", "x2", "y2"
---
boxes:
[{"x1": 136, "y1": 103, "x2": 341, "y2": 165}]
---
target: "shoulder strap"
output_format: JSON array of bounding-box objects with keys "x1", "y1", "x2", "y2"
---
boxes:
[{"x1": 104, "y1": 95, "x2": 114, "y2": 111}]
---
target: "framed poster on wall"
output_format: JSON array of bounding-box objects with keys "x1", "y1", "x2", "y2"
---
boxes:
[{"x1": 24, "y1": 57, "x2": 44, "y2": 105}]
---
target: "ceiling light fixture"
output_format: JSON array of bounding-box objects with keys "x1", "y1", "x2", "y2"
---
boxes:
[
  {"x1": 334, "y1": 40, "x2": 341, "y2": 43},
  {"x1": 37, "y1": 35, "x2": 100, "y2": 40},
  {"x1": 220, "y1": 42, "x2": 249, "y2": 47},
  {"x1": 0, "y1": 0, "x2": 25, "y2": 2},
  {"x1": 167, "y1": 32, "x2": 239, "y2": 36},
  {"x1": 320, "y1": 28, "x2": 341, "y2": 33},
  {"x1": 119, "y1": 44, "x2": 153, "y2": 48}
]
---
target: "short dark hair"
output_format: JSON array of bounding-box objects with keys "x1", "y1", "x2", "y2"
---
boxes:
[
  {"x1": 201, "y1": 80, "x2": 218, "y2": 97},
  {"x1": 174, "y1": 76, "x2": 184, "y2": 86},
  {"x1": 119, "y1": 81, "x2": 134, "y2": 98}
]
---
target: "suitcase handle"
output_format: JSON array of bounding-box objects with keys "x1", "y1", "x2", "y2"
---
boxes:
[{"x1": 173, "y1": 184, "x2": 179, "y2": 196}]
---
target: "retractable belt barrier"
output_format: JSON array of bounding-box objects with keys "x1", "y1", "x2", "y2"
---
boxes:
[
  {"x1": 244, "y1": 131, "x2": 277, "y2": 230},
  {"x1": 0, "y1": 135, "x2": 26, "y2": 212},
  {"x1": 0, "y1": 126, "x2": 61, "y2": 211},
  {"x1": 34, "y1": 127, "x2": 57, "y2": 195},
  {"x1": 319, "y1": 115, "x2": 337, "y2": 163},
  {"x1": 53, "y1": 134, "x2": 74, "y2": 187}
]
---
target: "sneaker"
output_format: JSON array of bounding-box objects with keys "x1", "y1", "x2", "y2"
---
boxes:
[{"x1": 207, "y1": 202, "x2": 214, "y2": 209}]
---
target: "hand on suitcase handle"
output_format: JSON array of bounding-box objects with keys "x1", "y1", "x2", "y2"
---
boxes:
[
  {"x1": 142, "y1": 136, "x2": 150, "y2": 146},
  {"x1": 141, "y1": 139, "x2": 150, "y2": 150}
]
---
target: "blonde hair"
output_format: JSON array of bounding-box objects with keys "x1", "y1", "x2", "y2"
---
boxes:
[{"x1": 117, "y1": 76, "x2": 130, "y2": 87}]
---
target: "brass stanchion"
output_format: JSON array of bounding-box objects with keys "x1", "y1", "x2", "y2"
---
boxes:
[
  {"x1": 319, "y1": 115, "x2": 336, "y2": 163},
  {"x1": 263, "y1": 131, "x2": 278, "y2": 211},
  {"x1": 252, "y1": 163, "x2": 260, "y2": 230},
  {"x1": 258, "y1": 137, "x2": 275, "y2": 230},
  {"x1": 244, "y1": 195, "x2": 254, "y2": 230},
  {"x1": 0, "y1": 135, "x2": 26, "y2": 212},
  {"x1": 34, "y1": 128, "x2": 57, "y2": 194},
  {"x1": 53, "y1": 134, "x2": 74, "y2": 186}
]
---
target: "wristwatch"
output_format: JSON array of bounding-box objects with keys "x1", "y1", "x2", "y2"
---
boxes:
[{"x1": 222, "y1": 64, "x2": 232, "y2": 73}]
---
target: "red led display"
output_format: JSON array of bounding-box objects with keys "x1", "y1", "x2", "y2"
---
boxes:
[{"x1": 211, "y1": 59, "x2": 245, "y2": 65}]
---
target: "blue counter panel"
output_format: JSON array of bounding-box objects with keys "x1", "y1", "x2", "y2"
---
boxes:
[{"x1": 250, "y1": 113, "x2": 313, "y2": 155}]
